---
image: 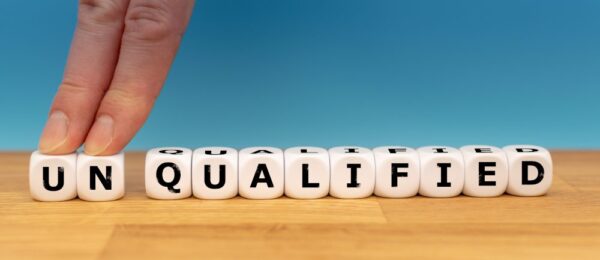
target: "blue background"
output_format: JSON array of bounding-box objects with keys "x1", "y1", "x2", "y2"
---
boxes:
[{"x1": 1, "y1": 0, "x2": 599, "y2": 150}]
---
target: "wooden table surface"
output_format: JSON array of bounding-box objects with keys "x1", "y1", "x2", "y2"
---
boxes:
[{"x1": 1, "y1": 151, "x2": 599, "y2": 259}]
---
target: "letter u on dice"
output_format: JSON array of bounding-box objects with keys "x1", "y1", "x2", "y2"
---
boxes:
[{"x1": 29, "y1": 145, "x2": 553, "y2": 201}]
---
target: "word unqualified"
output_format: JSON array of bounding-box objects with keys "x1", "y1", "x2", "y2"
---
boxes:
[{"x1": 29, "y1": 145, "x2": 552, "y2": 201}]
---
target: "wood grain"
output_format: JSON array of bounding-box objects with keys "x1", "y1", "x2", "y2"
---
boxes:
[{"x1": 1, "y1": 151, "x2": 599, "y2": 259}]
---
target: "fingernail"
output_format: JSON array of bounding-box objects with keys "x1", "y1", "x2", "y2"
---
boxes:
[
  {"x1": 84, "y1": 115, "x2": 114, "y2": 155},
  {"x1": 39, "y1": 111, "x2": 69, "y2": 153}
]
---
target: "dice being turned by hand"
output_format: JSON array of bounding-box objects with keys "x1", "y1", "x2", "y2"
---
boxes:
[
  {"x1": 77, "y1": 152, "x2": 125, "y2": 201},
  {"x1": 29, "y1": 151, "x2": 78, "y2": 201}
]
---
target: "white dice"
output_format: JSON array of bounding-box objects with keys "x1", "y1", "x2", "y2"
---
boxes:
[
  {"x1": 238, "y1": 147, "x2": 284, "y2": 199},
  {"x1": 77, "y1": 152, "x2": 125, "y2": 201},
  {"x1": 460, "y1": 145, "x2": 508, "y2": 197},
  {"x1": 284, "y1": 147, "x2": 330, "y2": 199},
  {"x1": 418, "y1": 146, "x2": 464, "y2": 197},
  {"x1": 329, "y1": 146, "x2": 375, "y2": 199},
  {"x1": 373, "y1": 146, "x2": 420, "y2": 198},
  {"x1": 192, "y1": 147, "x2": 238, "y2": 199},
  {"x1": 29, "y1": 151, "x2": 78, "y2": 201},
  {"x1": 503, "y1": 145, "x2": 553, "y2": 196},
  {"x1": 145, "y1": 147, "x2": 192, "y2": 200},
  {"x1": 30, "y1": 144, "x2": 553, "y2": 201}
]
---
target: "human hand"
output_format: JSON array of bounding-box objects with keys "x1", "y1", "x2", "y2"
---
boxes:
[{"x1": 38, "y1": 0, "x2": 195, "y2": 155}]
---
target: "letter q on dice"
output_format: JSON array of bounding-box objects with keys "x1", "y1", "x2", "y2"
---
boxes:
[{"x1": 145, "y1": 147, "x2": 192, "y2": 200}]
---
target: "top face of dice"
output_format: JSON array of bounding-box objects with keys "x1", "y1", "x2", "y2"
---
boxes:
[
  {"x1": 29, "y1": 151, "x2": 78, "y2": 202},
  {"x1": 372, "y1": 146, "x2": 420, "y2": 198},
  {"x1": 328, "y1": 146, "x2": 375, "y2": 199},
  {"x1": 192, "y1": 147, "x2": 238, "y2": 200},
  {"x1": 284, "y1": 147, "x2": 330, "y2": 199},
  {"x1": 145, "y1": 147, "x2": 192, "y2": 200},
  {"x1": 503, "y1": 145, "x2": 553, "y2": 196},
  {"x1": 238, "y1": 147, "x2": 284, "y2": 199},
  {"x1": 460, "y1": 145, "x2": 508, "y2": 197},
  {"x1": 77, "y1": 152, "x2": 125, "y2": 201},
  {"x1": 417, "y1": 146, "x2": 464, "y2": 197}
]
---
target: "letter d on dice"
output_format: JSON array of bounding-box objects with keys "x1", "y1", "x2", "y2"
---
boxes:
[
  {"x1": 503, "y1": 145, "x2": 553, "y2": 196},
  {"x1": 145, "y1": 147, "x2": 192, "y2": 199}
]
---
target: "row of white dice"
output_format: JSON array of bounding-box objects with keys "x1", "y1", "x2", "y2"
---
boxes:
[
  {"x1": 145, "y1": 145, "x2": 552, "y2": 200},
  {"x1": 29, "y1": 145, "x2": 552, "y2": 201},
  {"x1": 29, "y1": 152, "x2": 125, "y2": 201}
]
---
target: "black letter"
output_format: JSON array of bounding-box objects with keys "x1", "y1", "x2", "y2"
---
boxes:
[
  {"x1": 346, "y1": 164, "x2": 361, "y2": 187},
  {"x1": 90, "y1": 166, "x2": 112, "y2": 190},
  {"x1": 204, "y1": 165, "x2": 226, "y2": 189},
  {"x1": 522, "y1": 161, "x2": 544, "y2": 185},
  {"x1": 42, "y1": 166, "x2": 64, "y2": 191},
  {"x1": 433, "y1": 148, "x2": 448, "y2": 153},
  {"x1": 388, "y1": 148, "x2": 407, "y2": 154},
  {"x1": 252, "y1": 150, "x2": 273, "y2": 154},
  {"x1": 437, "y1": 163, "x2": 451, "y2": 187},
  {"x1": 391, "y1": 163, "x2": 408, "y2": 187},
  {"x1": 302, "y1": 164, "x2": 319, "y2": 188},
  {"x1": 159, "y1": 149, "x2": 183, "y2": 155},
  {"x1": 250, "y1": 164, "x2": 274, "y2": 187},
  {"x1": 517, "y1": 148, "x2": 538, "y2": 153},
  {"x1": 156, "y1": 163, "x2": 181, "y2": 193},
  {"x1": 475, "y1": 148, "x2": 492, "y2": 153},
  {"x1": 344, "y1": 148, "x2": 359, "y2": 153},
  {"x1": 205, "y1": 150, "x2": 227, "y2": 155},
  {"x1": 478, "y1": 162, "x2": 496, "y2": 186}
]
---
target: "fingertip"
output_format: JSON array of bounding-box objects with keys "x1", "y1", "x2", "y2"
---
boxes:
[
  {"x1": 38, "y1": 111, "x2": 71, "y2": 154},
  {"x1": 83, "y1": 114, "x2": 115, "y2": 155}
]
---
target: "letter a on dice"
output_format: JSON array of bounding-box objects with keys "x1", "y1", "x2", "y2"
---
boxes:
[{"x1": 239, "y1": 147, "x2": 284, "y2": 199}]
